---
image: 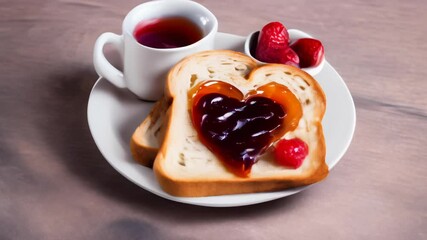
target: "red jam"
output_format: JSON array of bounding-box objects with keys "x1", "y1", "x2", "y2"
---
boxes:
[{"x1": 189, "y1": 81, "x2": 302, "y2": 177}]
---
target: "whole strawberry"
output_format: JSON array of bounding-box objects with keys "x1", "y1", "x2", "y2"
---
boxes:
[
  {"x1": 255, "y1": 22, "x2": 290, "y2": 63},
  {"x1": 290, "y1": 38, "x2": 324, "y2": 68},
  {"x1": 278, "y1": 47, "x2": 299, "y2": 67}
]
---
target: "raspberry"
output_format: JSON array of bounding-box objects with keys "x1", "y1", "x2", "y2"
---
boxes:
[{"x1": 274, "y1": 138, "x2": 308, "y2": 169}]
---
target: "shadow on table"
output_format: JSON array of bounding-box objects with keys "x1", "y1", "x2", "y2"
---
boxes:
[{"x1": 41, "y1": 64, "x2": 307, "y2": 225}]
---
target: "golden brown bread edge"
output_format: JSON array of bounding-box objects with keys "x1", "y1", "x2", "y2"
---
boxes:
[
  {"x1": 150, "y1": 50, "x2": 328, "y2": 197},
  {"x1": 130, "y1": 99, "x2": 165, "y2": 167}
]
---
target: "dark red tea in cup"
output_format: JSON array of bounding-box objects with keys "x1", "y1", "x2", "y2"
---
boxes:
[{"x1": 134, "y1": 17, "x2": 203, "y2": 49}]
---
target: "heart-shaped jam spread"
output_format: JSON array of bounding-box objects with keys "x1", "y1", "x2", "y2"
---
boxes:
[{"x1": 189, "y1": 81, "x2": 302, "y2": 177}]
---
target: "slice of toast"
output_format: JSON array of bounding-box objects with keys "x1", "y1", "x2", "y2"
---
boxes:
[
  {"x1": 132, "y1": 50, "x2": 328, "y2": 197},
  {"x1": 130, "y1": 97, "x2": 169, "y2": 167}
]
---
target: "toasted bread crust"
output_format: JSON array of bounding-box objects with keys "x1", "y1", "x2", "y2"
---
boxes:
[
  {"x1": 130, "y1": 98, "x2": 169, "y2": 167},
  {"x1": 156, "y1": 141, "x2": 328, "y2": 197},
  {"x1": 151, "y1": 50, "x2": 328, "y2": 197},
  {"x1": 130, "y1": 138, "x2": 157, "y2": 167}
]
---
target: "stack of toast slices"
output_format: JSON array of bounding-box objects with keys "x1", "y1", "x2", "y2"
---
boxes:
[{"x1": 130, "y1": 50, "x2": 328, "y2": 197}]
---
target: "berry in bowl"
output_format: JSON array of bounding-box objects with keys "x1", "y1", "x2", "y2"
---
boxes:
[{"x1": 244, "y1": 22, "x2": 325, "y2": 76}]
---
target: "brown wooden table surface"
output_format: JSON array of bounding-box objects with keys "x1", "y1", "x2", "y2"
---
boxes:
[{"x1": 1, "y1": 0, "x2": 426, "y2": 239}]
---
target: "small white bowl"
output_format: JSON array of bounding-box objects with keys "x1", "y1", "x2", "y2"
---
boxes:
[{"x1": 244, "y1": 29, "x2": 325, "y2": 76}]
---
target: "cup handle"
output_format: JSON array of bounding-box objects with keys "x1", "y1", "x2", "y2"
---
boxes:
[{"x1": 93, "y1": 32, "x2": 126, "y2": 88}]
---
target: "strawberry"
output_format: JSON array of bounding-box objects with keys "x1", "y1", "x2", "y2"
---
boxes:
[
  {"x1": 290, "y1": 38, "x2": 324, "y2": 68},
  {"x1": 274, "y1": 138, "x2": 308, "y2": 169},
  {"x1": 255, "y1": 22, "x2": 290, "y2": 63},
  {"x1": 278, "y1": 47, "x2": 299, "y2": 67}
]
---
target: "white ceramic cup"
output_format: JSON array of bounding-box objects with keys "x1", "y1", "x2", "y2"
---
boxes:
[{"x1": 93, "y1": 0, "x2": 218, "y2": 101}]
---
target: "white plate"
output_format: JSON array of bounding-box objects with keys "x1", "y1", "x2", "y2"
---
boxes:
[{"x1": 87, "y1": 32, "x2": 356, "y2": 207}]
